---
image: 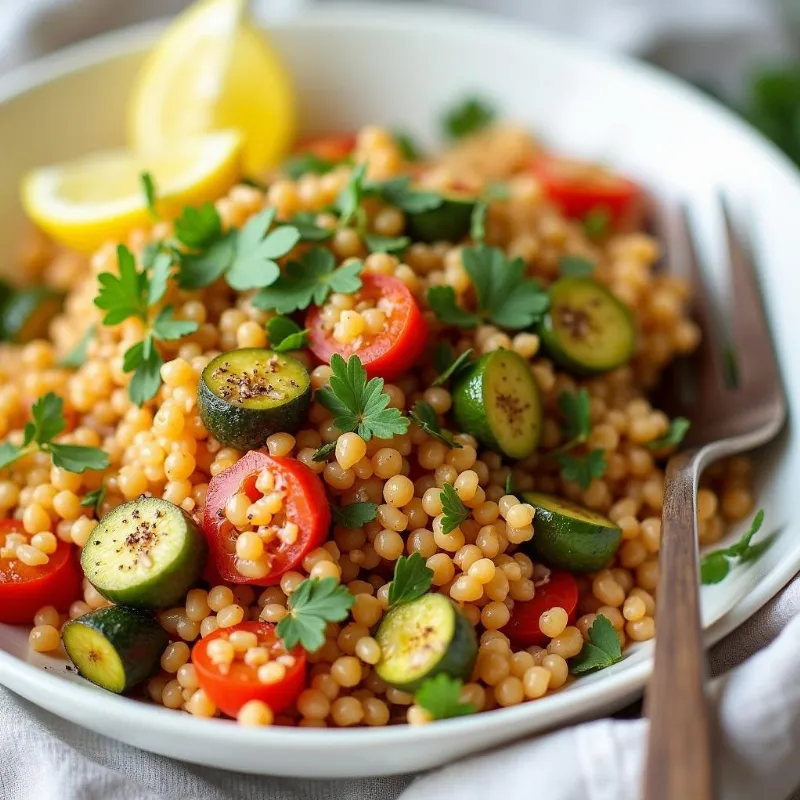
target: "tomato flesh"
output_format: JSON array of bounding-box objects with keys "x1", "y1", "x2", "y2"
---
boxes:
[
  {"x1": 531, "y1": 154, "x2": 643, "y2": 230},
  {"x1": 294, "y1": 133, "x2": 356, "y2": 163},
  {"x1": 306, "y1": 273, "x2": 428, "y2": 382},
  {"x1": 504, "y1": 570, "x2": 579, "y2": 648},
  {"x1": 192, "y1": 622, "x2": 307, "y2": 718},
  {"x1": 203, "y1": 451, "x2": 330, "y2": 586},
  {"x1": 0, "y1": 520, "x2": 82, "y2": 625}
]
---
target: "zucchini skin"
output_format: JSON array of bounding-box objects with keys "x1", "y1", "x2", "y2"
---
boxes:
[
  {"x1": 198, "y1": 350, "x2": 312, "y2": 451},
  {"x1": 62, "y1": 606, "x2": 168, "y2": 693},
  {"x1": 406, "y1": 197, "x2": 476, "y2": 243}
]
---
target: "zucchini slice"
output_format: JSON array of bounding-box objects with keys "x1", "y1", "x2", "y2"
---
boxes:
[
  {"x1": 538, "y1": 277, "x2": 636, "y2": 374},
  {"x1": 375, "y1": 594, "x2": 477, "y2": 691},
  {"x1": 62, "y1": 606, "x2": 168, "y2": 693},
  {"x1": 405, "y1": 192, "x2": 477, "y2": 243},
  {"x1": 0, "y1": 286, "x2": 64, "y2": 343},
  {"x1": 452, "y1": 349, "x2": 542, "y2": 460},
  {"x1": 524, "y1": 491, "x2": 622, "y2": 573},
  {"x1": 198, "y1": 348, "x2": 311, "y2": 451},
  {"x1": 81, "y1": 497, "x2": 207, "y2": 609}
]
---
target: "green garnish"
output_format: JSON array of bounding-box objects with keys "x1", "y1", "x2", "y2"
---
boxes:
[
  {"x1": 140, "y1": 172, "x2": 158, "y2": 219},
  {"x1": 276, "y1": 577, "x2": 354, "y2": 652},
  {"x1": 415, "y1": 674, "x2": 476, "y2": 719},
  {"x1": 363, "y1": 233, "x2": 411, "y2": 255},
  {"x1": 311, "y1": 441, "x2": 337, "y2": 462},
  {"x1": 283, "y1": 152, "x2": 339, "y2": 180},
  {"x1": 291, "y1": 211, "x2": 334, "y2": 242},
  {"x1": 648, "y1": 417, "x2": 691, "y2": 451},
  {"x1": 484, "y1": 182, "x2": 510, "y2": 201},
  {"x1": 583, "y1": 208, "x2": 610, "y2": 239},
  {"x1": 470, "y1": 201, "x2": 488, "y2": 244},
  {"x1": 95, "y1": 245, "x2": 198, "y2": 405},
  {"x1": 331, "y1": 501, "x2": 378, "y2": 530},
  {"x1": 569, "y1": 615, "x2": 622, "y2": 674},
  {"x1": 175, "y1": 206, "x2": 300, "y2": 291},
  {"x1": 556, "y1": 389, "x2": 592, "y2": 451},
  {"x1": 432, "y1": 346, "x2": 474, "y2": 387},
  {"x1": 266, "y1": 316, "x2": 309, "y2": 352},
  {"x1": 440, "y1": 482, "x2": 469, "y2": 534},
  {"x1": 442, "y1": 96, "x2": 496, "y2": 139},
  {"x1": 555, "y1": 449, "x2": 607, "y2": 490},
  {"x1": 559, "y1": 255, "x2": 595, "y2": 278},
  {"x1": 369, "y1": 177, "x2": 443, "y2": 214},
  {"x1": 81, "y1": 484, "x2": 107, "y2": 515},
  {"x1": 427, "y1": 245, "x2": 549, "y2": 330},
  {"x1": 505, "y1": 474, "x2": 517, "y2": 496},
  {"x1": 393, "y1": 130, "x2": 423, "y2": 162},
  {"x1": 701, "y1": 509, "x2": 766, "y2": 585},
  {"x1": 409, "y1": 400, "x2": 461, "y2": 449},
  {"x1": 58, "y1": 325, "x2": 95, "y2": 369},
  {"x1": 252, "y1": 247, "x2": 363, "y2": 314},
  {"x1": 336, "y1": 163, "x2": 368, "y2": 227},
  {"x1": 315, "y1": 354, "x2": 409, "y2": 441},
  {"x1": 0, "y1": 393, "x2": 109, "y2": 473},
  {"x1": 387, "y1": 553, "x2": 434, "y2": 608}
]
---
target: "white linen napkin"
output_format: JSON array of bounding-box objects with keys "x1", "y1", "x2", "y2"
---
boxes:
[{"x1": 1, "y1": 1, "x2": 799, "y2": 798}]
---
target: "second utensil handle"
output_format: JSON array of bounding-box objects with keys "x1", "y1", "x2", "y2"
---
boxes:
[{"x1": 642, "y1": 450, "x2": 715, "y2": 800}]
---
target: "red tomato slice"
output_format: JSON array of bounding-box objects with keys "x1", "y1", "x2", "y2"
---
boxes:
[
  {"x1": 192, "y1": 622, "x2": 306, "y2": 718},
  {"x1": 531, "y1": 153, "x2": 643, "y2": 230},
  {"x1": 294, "y1": 133, "x2": 356, "y2": 163},
  {"x1": 504, "y1": 570, "x2": 579, "y2": 648},
  {"x1": 0, "y1": 520, "x2": 82, "y2": 625},
  {"x1": 306, "y1": 273, "x2": 428, "y2": 382},
  {"x1": 203, "y1": 451, "x2": 330, "y2": 586}
]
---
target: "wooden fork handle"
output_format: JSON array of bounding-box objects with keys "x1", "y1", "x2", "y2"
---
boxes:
[{"x1": 643, "y1": 450, "x2": 715, "y2": 800}]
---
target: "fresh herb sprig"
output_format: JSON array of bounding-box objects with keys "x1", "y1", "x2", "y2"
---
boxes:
[
  {"x1": 559, "y1": 255, "x2": 595, "y2": 278},
  {"x1": 415, "y1": 674, "x2": 476, "y2": 720},
  {"x1": 569, "y1": 615, "x2": 622, "y2": 674},
  {"x1": 409, "y1": 401, "x2": 462, "y2": 449},
  {"x1": 432, "y1": 345, "x2": 474, "y2": 387},
  {"x1": 388, "y1": 553, "x2": 434, "y2": 608},
  {"x1": 556, "y1": 389, "x2": 592, "y2": 452},
  {"x1": 312, "y1": 441, "x2": 337, "y2": 462},
  {"x1": 555, "y1": 449, "x2": 607, "y2": 491},
  {"x1": 442, "y1": 96, "x2": 496, "y2": 140},
  {"x1": 140, "y1": 172, "x2": 158, "y2": 219},
  {"x1": 440, "y1": 483, "x2": 469, "y2": 535},
  {"x1": 95, "y1": 245, "x2": 198, "y2": 405},
  {"x1": 266, "y1": 316, "x2": 309, "y2": 352},
  {"x1": 648, "y1": 417, "x2": 690, "y2": 451},
  {"x1": 276, "y1": 577, "x2": 354, "y2": 652},
  {"x1": 331, "y1": 501, "x2": 378, "y2": 530},
  {"x1": 0, "y1": 393, "x2": 109, "y2": 473},
  {"x1": 315, "y1": 354, "x2": 409, "y2": 441},
  {"x1": 701, "y1": 509, "x2": 767, "y2": 584},
  {"x1": 58, "y1": 325, "x2": 95, "y2": 369},
  {"x1": 81, "y1": 484, "x2": 107, "y2": 515}
]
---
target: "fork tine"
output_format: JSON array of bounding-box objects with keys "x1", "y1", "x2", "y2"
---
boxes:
[{"x1": 720, "y1": 198, "x2": 783, "y2": 395}]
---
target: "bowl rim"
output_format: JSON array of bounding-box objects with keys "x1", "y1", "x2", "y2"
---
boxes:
[{"x1": 0, "y1": 0, "x2": 797, "y2": 752}]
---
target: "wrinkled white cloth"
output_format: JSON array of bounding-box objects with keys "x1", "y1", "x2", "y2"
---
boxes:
[{"x1": 2, "y1": 0, "x2": 800, "y2": 798}]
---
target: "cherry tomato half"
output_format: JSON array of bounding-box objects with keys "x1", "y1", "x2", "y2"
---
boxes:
[
  {"x1": 504, "y1": 570, "x2": 579, "y2": 648},
  {"x1": 0, "y1": 520, "x2": 82, "y2": 625},
  {"x1": 531, "y1": 153, "x2": 643, "y2": 230},
  {"x1": 203, "y1": 451, "x2": 330, "y2": 586},
  {"x1": 306, "y1": 273, "x2": 429, "y2": 382},
  {"x1": 192, "y1": 621, "x2": 307, "y2": 718},
  {"x1": 294, "y1": 133, "x2": 356, "y2": 163}
]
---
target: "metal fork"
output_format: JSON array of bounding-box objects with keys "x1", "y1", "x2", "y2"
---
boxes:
[{"x1": 642, "y1": 200, "x2": 787, "y2": 800}]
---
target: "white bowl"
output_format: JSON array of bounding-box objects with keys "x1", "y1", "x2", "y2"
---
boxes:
[{"x1": 1, "y1": 1, "x2": 799, "y2": 779}]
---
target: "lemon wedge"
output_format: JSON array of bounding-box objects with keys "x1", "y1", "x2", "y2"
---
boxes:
[
  {"x1": 21, "y1": 130, "x2": 243, "y2": 253},
  {"x1": 128, "y1": 0, "x2": 295, "y2": 175}
]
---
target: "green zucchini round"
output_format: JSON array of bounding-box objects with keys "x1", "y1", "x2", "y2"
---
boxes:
[
  {"x1": 198, "y1": 348, "x2": 311, "y2": 451},
  {"x1": 523, "y1": 491, "x2": 622, "y2": 572},
  {"x1": 375, "y1": 593, "x2": 477, "y2": 692},
  {"x1": 406, "y1": 192, "x2": 477, "y2": 243},
  {"x1": 81, "y1": 497, "x2": 207, "y2": 609},
  {"x1": 62, "y1": 606, "x2": 168, "y2": 693},
  {"x1": 452, "y1": 349, "x2": 542, "y2": 460},
  {"x1": 538, "y1": 277, "x2": 636, "y2": 374}
]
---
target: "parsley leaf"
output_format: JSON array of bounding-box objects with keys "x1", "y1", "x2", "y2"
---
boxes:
[
  {"x1": 332, "y1": 501, "x2": 378, "y2": 529},
  {"x1": 559, "y1": 255, "x2": 595, "y2": 278},
  {"x1": 557, "y1": 389, "x2": 592, "y2": 451},
  {"x1": 252, "y1": 248, "x2": 363, "y2": 314},
  {"x1": 94, "y1": 244, "x2": 148, "y2": 325},
  {"x1": 461, "y1": 245, "x2": 550, "y2": 329},
  {"x1": 432, "y1": 347, "x2": 474, "y2": 388},
  {"x1": 426, "y1": 286, "x2": 481, "y2": 328},
  {"x1": 470, "y1": 201, "x2": 488, "y2": 244},
  {"x1": 505, "y1": 474, "x2": 517, "y2": 496},
  {"x1": 291, "y1": 211, "x2": 333, "y2": 242},
  {"x1": 388, "y1": 553, "x2": 434, "y2": 607},
  {"x1": 174, "y1": 203, "x2": 223, "y2": 249},
  {"x1": 151, "y1": 306, "x2": 198, "y2": 342},
  {"x1": 583, "y1": 208, "x2": 611, "y2": 239},
  {"x1": 443, "y1": 96, "x2": 496, "y2": 139},
  {"x1": 393, "y1": 130, "x2": 423, "y2": 161},
  {"x1": 555, "y1": 449, "x2": 607, "y2": 490},
  {"x1": 434, "y1": 342, "x2": 456, "y2": 374},
  {"x1": 266, "y1": 316, "x2": 309, "y2": 352},
  {"x1": 363, "y1": 233, "x2": 411, "y2": 254},
  {"x1": 648, "y1": 417, "x2": 691, "y2": 451},
  {"x1": 81, "y1": 484, "x2": 106, "y2": 515},
  {"x1": 569, "y1": 615, "x2": 622, "y2": 674},
  {"x1": 276, "y1": 577, "x2": 354, "y2": 652},
  {"x1": 701, "y1": 509, "x2": 766, "y2": 585},
  {"x1": 415, "y1": 674, "x2": 476, "y2": 719},
  {"x1": 409, "y1": 400, "x2": 461, "y2": 448},
  {"x1": 59, "y1": 325, "x2": 95, "y2": 369},
  {"x1": 315, "y1": 354, "x2": 409, "y2": 441},
  {"x1": 312, "y1": 441, "x2": 337, "y2": 462},
  {"x1": 127, "y1": 340, "x2": 164, "y2": 407},
  {"x1": 369, "y1": 177, "x2": 443, "y2": 214},
  {"x1": 140, "y1": 171, "x2": 158, "y2": 219},
  {"x1": 283, "y1": 152, "x2": 338, "y2": 180},
  {"x1": 0, "y1": 393, "x2": 109, "y2": 474},
  {"x1": 440, "y1": 482, "x2": 469, "y2": 534},
  {"x1": 337, "y1": 163, "x2": 368, "y2": 227}
]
